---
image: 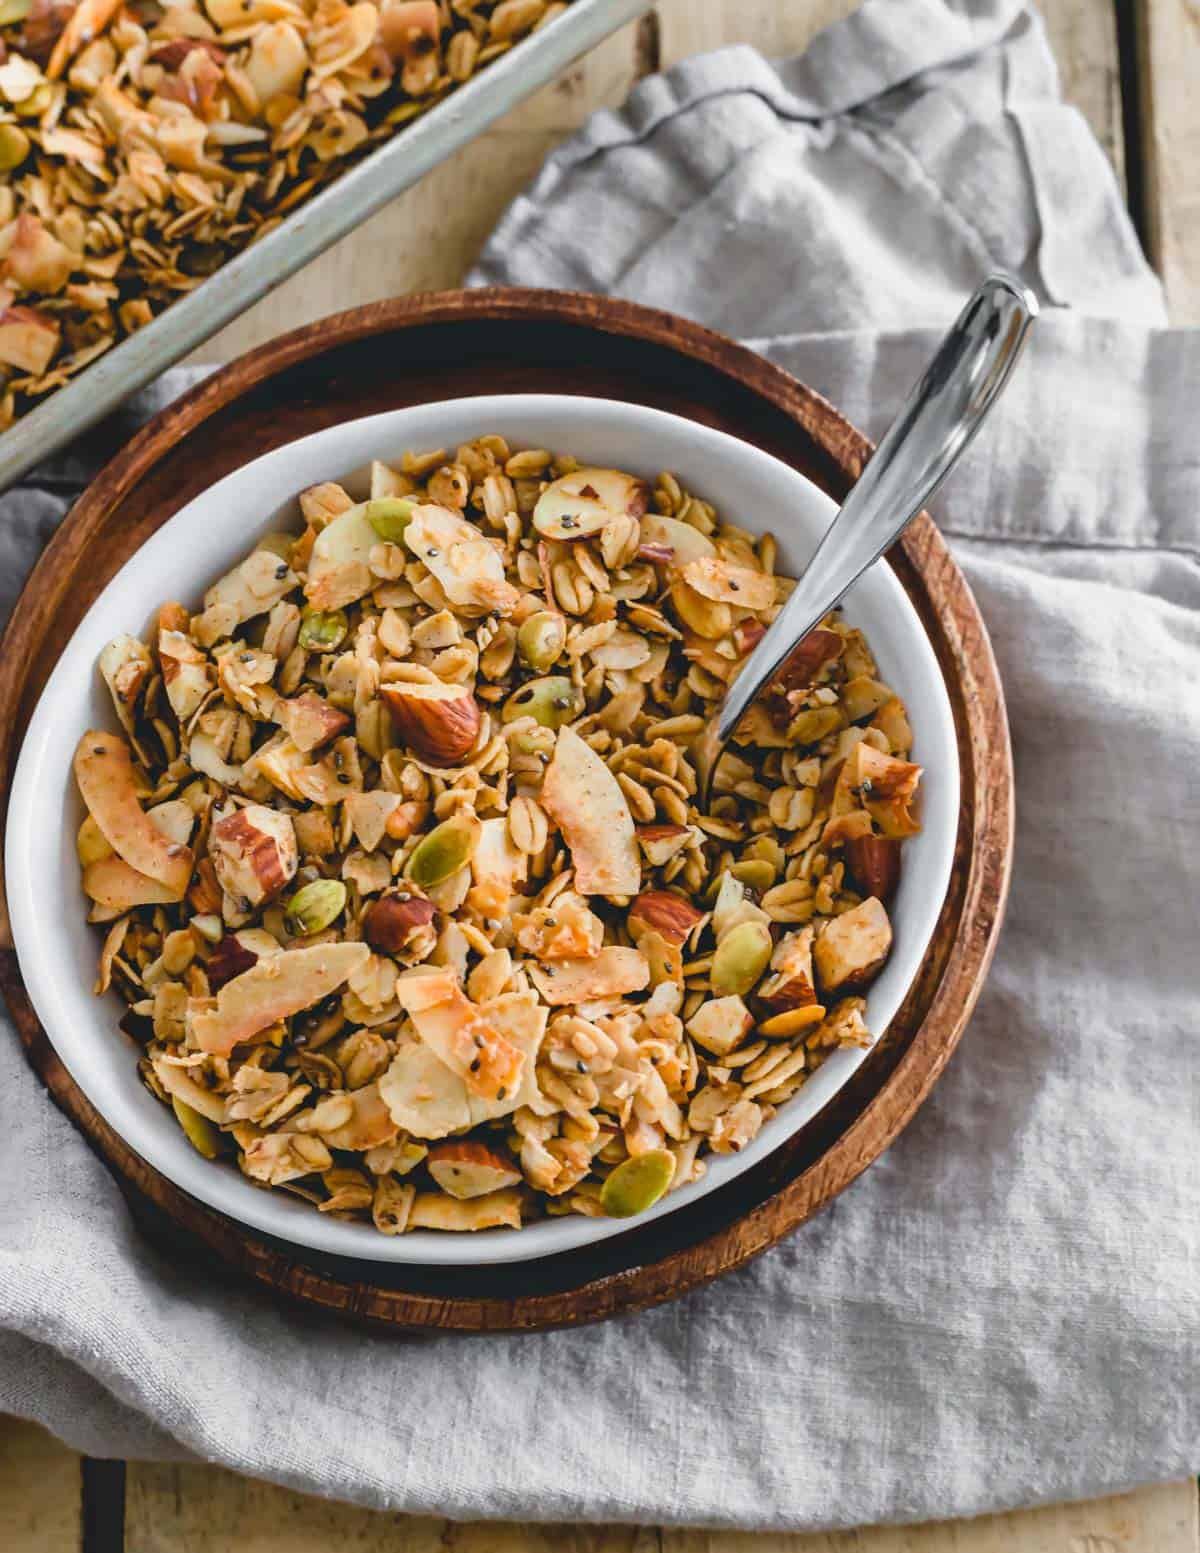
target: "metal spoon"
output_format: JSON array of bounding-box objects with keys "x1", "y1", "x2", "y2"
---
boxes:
[{"x1": 694, "y1": 272, "x2": 1038, "y2": 805}]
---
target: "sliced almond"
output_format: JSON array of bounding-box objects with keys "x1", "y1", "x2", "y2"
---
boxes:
[
  {"x1": 427, "y1": 1139, "x2": 521, "y2": 1200},
  {"x1": 638, "y1": 511, "x2": 716, "y2": 566},
  {"x1": 532, "y1": 466, "x2": 648, "y2": 542}
]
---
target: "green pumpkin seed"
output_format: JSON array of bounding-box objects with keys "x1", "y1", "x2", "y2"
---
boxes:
[
  {"x1": 172, "y1": 1096, "x2": 224, "y2": 1160},
  {"x1": 501, "y1": 675, "x2": 582, "y2": 730},
  {"x1": 365, "y1": 497, "x2": 415, "y2": 544},
  {"x1": 0, "y1": 124, "x2": 30, "y2": 172},
  {"x1": 711, "y1": 919, "x2": 773, "y2": 997},
  {"x1": 601, "y1": 1149, "x2": 675, "y2": 1218},
  {"x1": 405, "y1": 813, "x2": 481, "y2": 890},
  {"x1": 298, "y1": 607, "x2": 348, "y2": 653},
  {"x1": 516, "y1": 610, "x2": 567, "y2": 672},
  {"x1": 284, "y1": 879, "x2": 347, "y2": 936}
]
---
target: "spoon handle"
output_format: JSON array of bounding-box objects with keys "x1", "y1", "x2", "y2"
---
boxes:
[{"x1": 696, "y1": 272, "x2": 1037, "y2": 801}]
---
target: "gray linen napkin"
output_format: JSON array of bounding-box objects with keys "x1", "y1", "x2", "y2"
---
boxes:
[{"x1": 3, "y1": 0, "x2": 1199, "y2": 1530}]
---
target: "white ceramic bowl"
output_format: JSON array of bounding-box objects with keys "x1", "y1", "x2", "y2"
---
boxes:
[{"x1": 6, "y1": 395, "x2": 959, "y2": 1266}]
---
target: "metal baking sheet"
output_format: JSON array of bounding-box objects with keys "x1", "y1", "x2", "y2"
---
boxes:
[{"x1": 0, "y1": 0, "x2": 651, "y2": 490}]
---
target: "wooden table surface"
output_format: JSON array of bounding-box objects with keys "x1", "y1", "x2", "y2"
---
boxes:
[{"x1": 6, "y1": 2, "x2": 1197, "y2": 1549}]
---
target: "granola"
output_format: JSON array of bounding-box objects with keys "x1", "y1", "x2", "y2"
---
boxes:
[
  {"x1": 74, "y1": 436, "x2": 924, "y2": 1233},
  {"x1": 0, "y1": 0, "x2": 567, "y2": 428}
]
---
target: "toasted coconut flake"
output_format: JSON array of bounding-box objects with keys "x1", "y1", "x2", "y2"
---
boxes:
[
  {"x1": 681, "y1": 555, "x2": 776, "y2": 610},
  {"x1": 190, "y1": 941, "x2": 368, "y2": 1056},
  {"x1": 74, "y1": 730, "x2": 192, "y2": 895},
  {"x1": 540, "y1": 726, "x2": 640, "y2": 896},
  {"x1": 529, "y1": 946, "x2": 649, "y2": 1006}
]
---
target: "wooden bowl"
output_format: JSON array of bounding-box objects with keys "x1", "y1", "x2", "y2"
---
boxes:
[{"x1": 0, "y1": 288, "x2": 1013, "y2": 1332}]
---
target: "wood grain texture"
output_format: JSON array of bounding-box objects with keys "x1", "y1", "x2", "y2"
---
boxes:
[
  {"x1": 0, "y1": 1416, "x2": 81, "y2": 1553},
  {"x1": 121, "y1": 1464, "x2": 1200, "y2": 1553},
  {"x1": 0, "y1": 289, "x2": 1013, "y2": 1332},
  {"x1": 1136, "y1": 0, "x2": 1200, "y2": 324}
]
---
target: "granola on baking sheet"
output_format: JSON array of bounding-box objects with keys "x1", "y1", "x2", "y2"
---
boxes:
[
  {"x1": 0, "y1": 0, "x2": 567, "y2": 429},
  {"x1": 74, "y1": 437, "x2": 923, "y2": 1233}
]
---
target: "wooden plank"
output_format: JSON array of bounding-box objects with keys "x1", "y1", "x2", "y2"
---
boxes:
[
  {"x1": 0, "y1": 1415, "x2": 83, "y2": 1553},
  {"x1": 1135, "y1": 0, "x2": 1200, "y2": 323},
  {"x1": 656, "y1": 0, "x2": 1125, "y2": 193},
  {"x1": 196, "y1": 19, "x2": 647, "y2": 363},
  {"x1": 664, "y1": 1481, "x2": 1200, "y2": 1553},
  {"x1": 126, "y1": 1461, "x2": 656, "y2": 1552},
  {"x1": 655, "y1": 0, "x2": 857, "y2": 63},
  {"x1": 125, "y1": 1466, "x2": 1198, "y2": 1552},
  {"x1": 1041, "y1": 0, "x2": 1125, "y2": 188}
]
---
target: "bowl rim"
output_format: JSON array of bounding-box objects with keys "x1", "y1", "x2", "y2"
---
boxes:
[{"x1": 5, "y1": 392, "x2": 960, "y2": 1266}]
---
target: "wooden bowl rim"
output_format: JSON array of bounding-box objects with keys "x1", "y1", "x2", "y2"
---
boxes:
[{"x1": 0, "y1": 287, "x2": 1014, "y2": 1331}]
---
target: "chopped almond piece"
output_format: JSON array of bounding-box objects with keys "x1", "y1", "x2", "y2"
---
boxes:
[
  {"x1": 813, "y1": 898, "x2": 893, "y2": 996},
  {"x1": 0, "y1": 305, "x2": 60, "y2": 373},
  {"x1": 158, "y1": 629, "x2": 211, "y2": 722},
  {"x1": 208, "y1": 803, "x2": 297, "y2": 910},
  {"x1": 276, "y1": 692, "x2": 351, "y2": 753},
  {"x1": 758, "y1": 926, "x2": 818, "y2": 1013},
  {"x1": 687, "y1": 995, "x2": 755, "y2": 1057}
]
